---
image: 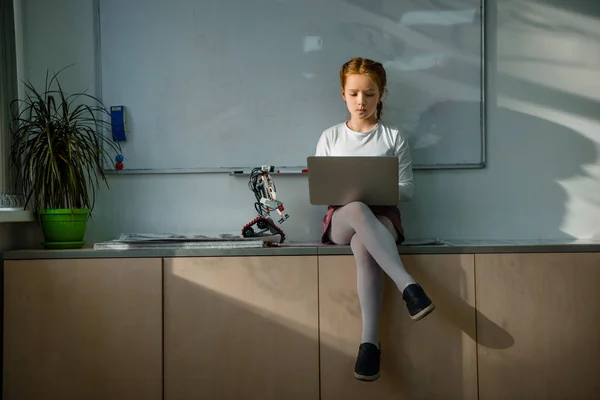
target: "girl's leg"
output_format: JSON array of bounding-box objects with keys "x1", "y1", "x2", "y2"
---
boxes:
[
  {"x1": 329, "y1": 202, "x2": 415, "y2": 291},
  {"x1": 329, "y1": 202, "x2": 435, "y2": 382},
  {"x1": 349, "y1": 233, "x2": 385, "y2": 381},
  {"x1": 351, "y1": 234, "x2": 384, "y2": 346},
  {"x1": 328, "y1": 202, "x2": 435, "y2": 320}
]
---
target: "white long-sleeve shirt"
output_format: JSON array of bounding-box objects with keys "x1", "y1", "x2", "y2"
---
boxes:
[{"x1": 314, "y1": 121, "x2": 414, "y2": 201}]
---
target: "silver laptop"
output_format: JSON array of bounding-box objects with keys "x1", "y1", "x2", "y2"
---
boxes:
[{"x1": 307, "y1": 156, "x2": 399, "y2": 206}]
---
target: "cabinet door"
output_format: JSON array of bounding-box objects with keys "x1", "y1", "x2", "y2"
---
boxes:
[
  {"x1": 164, "y1": 256, "x2": 319, "y2": 400},
  {"x1": 476, "y1": 253, "x2": 600, "y2": 399},
  {"x1": 3, "y1": 258, "x2": 163, "y2": 400},
  {"x1": 319, "y1": 254, "x2": 478, "y2": 400}
]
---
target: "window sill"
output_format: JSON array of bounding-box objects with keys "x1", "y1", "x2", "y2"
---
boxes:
[{"x1": 0, "y1": 210, "x2": 35, "y2": 223}]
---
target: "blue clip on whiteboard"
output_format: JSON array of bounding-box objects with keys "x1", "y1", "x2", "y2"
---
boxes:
[{"x1": 110, "y1": 106, "x2": 127, "y2": 142}]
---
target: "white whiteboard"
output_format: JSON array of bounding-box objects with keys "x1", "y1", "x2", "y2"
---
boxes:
[{"x1": 97, "y1": 0, "x2": 485, "y2": 172}]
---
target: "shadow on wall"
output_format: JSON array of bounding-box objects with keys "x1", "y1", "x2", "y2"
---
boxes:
[
  {"x1": 508, "y1": 0, "x2": 600, "y2": 44},
  {"x1": 403, "y1": 98, "x2": 598, "y2": 240},
  {"x1": 400, "y1": 0, "x2": 600, "y2": 240}
]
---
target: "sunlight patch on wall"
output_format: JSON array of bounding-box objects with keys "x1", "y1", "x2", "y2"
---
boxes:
[
  {"x1": 557, "y1": 166, "x2": 600, "y2": 239},
  {"x1": 498, "y1": 1, "x2": 600, "y2": 101},
  {"x1": 399, "y1": 8, "x2": 477, "y2": 27},
  {"x1": 498, "y1": 95, "x2": 600, "y2": 144},
  {"x1": 529, "y1": 1, "x2": 600, "y2": 37},
  {"x1": 498, "y1": 94, "x2": 600, "y2": 238}
]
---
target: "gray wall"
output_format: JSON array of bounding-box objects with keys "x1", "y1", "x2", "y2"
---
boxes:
[{"x1": 16, "y1": 0, "x2": 600, "y2": 244}]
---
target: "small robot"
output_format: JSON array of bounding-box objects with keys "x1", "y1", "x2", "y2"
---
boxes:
[{"x1": 241, "y1": 165, "x2": 290, "y2": 243}]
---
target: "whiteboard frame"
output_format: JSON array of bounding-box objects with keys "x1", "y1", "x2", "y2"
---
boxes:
[{"x1": 93, "y1": 0, "x2": 487, "y2": 175}]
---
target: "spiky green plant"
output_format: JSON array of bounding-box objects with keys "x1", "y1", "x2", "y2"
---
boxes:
[{"x1": 9, "y1": 66, "x2": 121, "y2": 214}]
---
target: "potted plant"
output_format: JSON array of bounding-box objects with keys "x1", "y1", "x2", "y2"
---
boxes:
[{"x1": 9, "y1": 66, "x2": 122, "y2": 249}]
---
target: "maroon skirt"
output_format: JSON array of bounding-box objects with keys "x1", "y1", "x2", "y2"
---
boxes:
[{"x1": 320, "y1": 205, "x2": 406, "y2": 245}]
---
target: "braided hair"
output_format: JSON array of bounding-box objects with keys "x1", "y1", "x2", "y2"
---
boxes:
[{"x1": 340, "y1": 57, "x2": 387, "y2": 120}]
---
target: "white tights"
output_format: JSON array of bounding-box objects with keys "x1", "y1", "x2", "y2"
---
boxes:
[{"x1": 328, "y1": 202, "x2": 415, "y2": 345}]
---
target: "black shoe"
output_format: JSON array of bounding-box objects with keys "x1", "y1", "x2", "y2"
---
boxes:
[
  {"x1": 354, "y1": 342, "x2": 381, "y2": 382},
  {"x1": 403, "y1": 283, "x2": 435, "y2": 321}
]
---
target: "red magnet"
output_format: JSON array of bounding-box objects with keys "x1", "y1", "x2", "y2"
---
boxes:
[{"x1": 115, "y1": 162, "x2": 124, "y2": 170}]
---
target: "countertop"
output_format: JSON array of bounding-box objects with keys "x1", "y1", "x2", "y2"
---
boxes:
[{"x1": 3, "y1": 238, "x2": 600, "y2": 260}]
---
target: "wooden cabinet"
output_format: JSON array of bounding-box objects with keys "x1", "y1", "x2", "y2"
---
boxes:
[
  {"x1": 5, "y1": 251, "x2": 600, "y2": 400},
  {"x1": 163, "y1": 255, "x2": 320, "y2": 400},
  {"x1": 318, "y1": 254, "x2": 478, "y2": 400},
  {"x1": 475, "y1": 253, "x2": 600, "y2": 399},
  {"x1": 2, "y1": 258, "x2": 163, "y2": 400}
]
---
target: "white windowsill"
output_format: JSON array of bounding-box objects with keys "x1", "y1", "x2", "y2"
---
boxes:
[{"x1": 0, "y1": 209, "x2": 34, "y2": 223}]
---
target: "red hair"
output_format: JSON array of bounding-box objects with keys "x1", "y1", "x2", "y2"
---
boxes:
[{"x1": 340, "y1": 57, "x2": 387, "y2": 119}]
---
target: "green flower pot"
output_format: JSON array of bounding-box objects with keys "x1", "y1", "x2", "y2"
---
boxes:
[{"x1": 38, "y1": 209, "x2": 90, "y2": 249}]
